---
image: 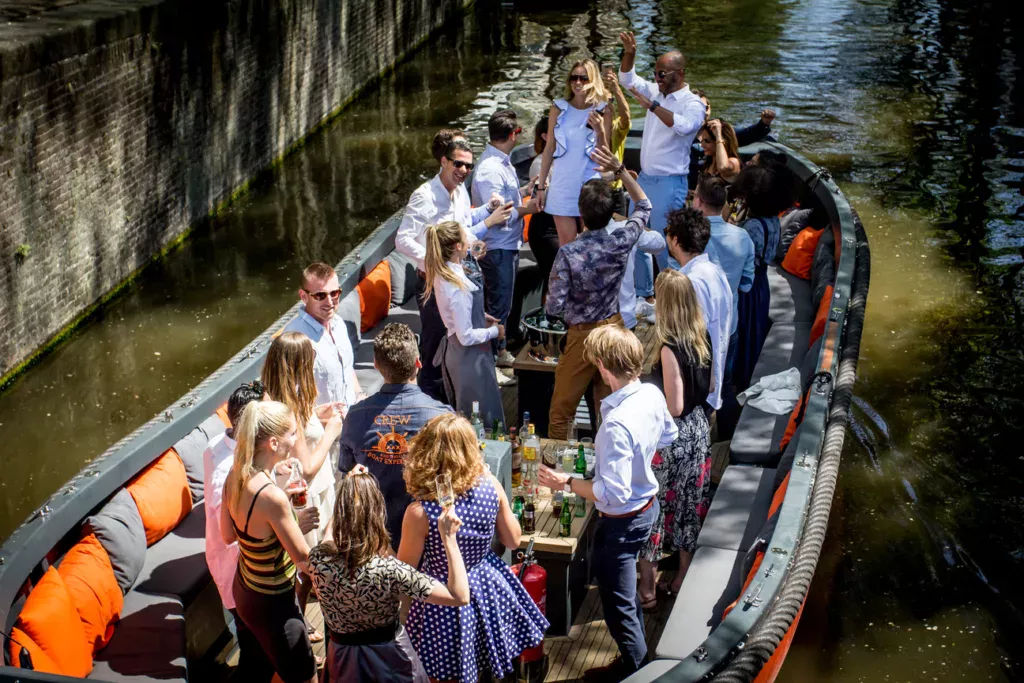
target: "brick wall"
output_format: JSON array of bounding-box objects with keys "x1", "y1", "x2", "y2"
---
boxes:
[{"x1": 0, "y1": 0, "x2": 469, "y2": 377}]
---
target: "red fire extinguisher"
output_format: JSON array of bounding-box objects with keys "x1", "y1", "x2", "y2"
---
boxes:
[{"x1": 511, "y1": 538, "x2": 546, "y2": 679}]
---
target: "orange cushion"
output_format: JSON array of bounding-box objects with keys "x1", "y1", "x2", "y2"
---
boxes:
[
  {"x1": 58, "y1": 533, "x2": 124, "y2": 652},
  {"x1": 522, "y1": 196, "x2": 532, "y2": 241},
  {"x1": 6, "y1": 626, "x2": 62, "y2": 675},
  {"x1": 127, "y1": 449, "x2": 193, "y2": 546},
  {"x1": 215, "y1": 402, "x2": 231, "y2": 428},
  {"x1": 356, "y1": 260, "x2": 392, "y2": 333},
  {"x1": 781, "y1": 227, "x2": 823, "y2": 280},
  {"x1": 809, "y1": 284, "x2": 834, "y2": 347},
  {"x1": 769, "y1": 472, "x2": 791, "y2": 519},
  {"x1": 779, "y1": 392, "x2": 806, "y2": 453},
  {"x1": 14, "y1": 567, "x2": 93, "y2": 676}
]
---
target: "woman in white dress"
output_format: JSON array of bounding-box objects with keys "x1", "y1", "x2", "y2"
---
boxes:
[
  {"x1": 262, "y1": 331, "x2": 343, "y2": 645},
  {"x1": 424, "y1": 220, "x2": 505, "y2": 426},
  {"x1": 536, "y1": 58, "x2": 612, "y2": 245}
]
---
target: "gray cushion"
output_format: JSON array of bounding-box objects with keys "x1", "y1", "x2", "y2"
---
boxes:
[
  {"x1": 751, "y1": 322, "x2": 811, "y2": 383},
  {"x1": 386, "y1": 251, "x2": 419, "y2": 307},
  {"x1": 337, "y1": 289, "x2": 362, "y2": 350},
  {"x1": 767, "y1": 265, "x2": 813, "y2": 324},
  {"x1": 86, "y1": 489, "x2": 147, "y2": 594},
  {"x1": 810, "y1": 226, "x2": 836, "y2": 311},
  {"x1": 776, "y1": 208, "x2": 814, "y2": 263},
  {"x1": 696, "y1": 466, "x2": 777, "y2": 552},
  {"x1": 133, "y1": 503, "x2": 209, "y2": 605},
  {"x1": 199, "y1": 414, "x2": 228, "y2": 443},
  {"x1": 90, "y1": 591, "x2": 186, "y2": 682},
  {"x1": 355, "y1": 298, "x2": 422, "y2": 395},
  {"x1": 172, "y1": 429, "x2": 208, "y2": 504},
  {"x1": 655, "y1": 546, "x2": 745, "y2": 661}
]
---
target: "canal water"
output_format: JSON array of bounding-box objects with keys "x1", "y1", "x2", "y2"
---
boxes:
[{"x1": 1, "y1": 0, "x2": 1022, "y2": 679}]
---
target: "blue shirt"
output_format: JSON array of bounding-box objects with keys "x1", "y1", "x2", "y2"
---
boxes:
[
  {"x1": 470, "y1": 144, "x2": 524, "y2": 252},
  {"x1": 705, "y1": 215, "x2": 755, "y2": 335},
  {"x1": 592, "y1": 381, "x2": 678, "y2": 515},
  {"x1": 282, "y1": 306, "x2": 357, "y2": 407},
  {"x1": 742, "y1": 215, "x2": 781, "y2": 267},
  {"x1": 678, "y1": 254, "x2": 732, "y2": 411},
  {"x1": 339, "y1": 383, "x2": 452, "y2": 548}
]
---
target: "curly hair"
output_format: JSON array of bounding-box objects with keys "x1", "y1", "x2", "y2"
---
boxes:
[
  {"x1": 732, "y1": 163, "x2": 798, "y2": 218},
  {"x1": 404, "y1": 413, "x2": 485, "y2": 501}
]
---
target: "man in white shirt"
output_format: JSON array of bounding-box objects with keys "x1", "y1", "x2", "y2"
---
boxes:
[
  {"x1": 395, "y1": 139, "x2": 511, "y2": 401},
  {"x1": 664, "y1": 206, "x2": 733, "y2": 416},
  {"x1": 604, "y1": 215, "x2": 665, "y2": 329},
  {"x1": 539, "y1": 326, "x2": 677, "y2": 681},
  {"x1": 204, "y1": 381, "x2": 318, "y2": 680},
  {"x1": 282, "y1": 262, "x2": 365, "y2": 409},
  {"x1": 618, "y1": 31, "x2": 706, "y2": 301}
]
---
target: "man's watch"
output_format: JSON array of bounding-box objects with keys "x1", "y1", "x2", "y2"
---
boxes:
[
  {"x1": 563, "y1": 478, "x2": 574, "y2": 494},
  {"x1": 649, "y1": 101, "x2": 660, "y2": 113}
]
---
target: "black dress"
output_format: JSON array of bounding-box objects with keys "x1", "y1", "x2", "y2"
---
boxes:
[{"x1": 642, "y1": 337, "x2": 713, "y2": 560}]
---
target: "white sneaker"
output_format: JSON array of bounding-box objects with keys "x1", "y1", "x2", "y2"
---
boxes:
[
  {"x1": 496, "y1": 368, "x2": 517, "y2": 387},
  {"x1": 496, "y1": 350, "x2": 516, "y2": 368},
  {"x1": 635, "y1": 300, "x2": 655, "y2": 318}
]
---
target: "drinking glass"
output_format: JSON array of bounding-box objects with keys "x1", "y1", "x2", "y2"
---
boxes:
[
  {"x1": 580, "y1": 437, "x2": 593, "y2": 452},
  {"x1": 435, "y1": 473, "x2": 455, "y2": 510},
  {"x1": 566, "y1": 419, "x2": 578, "y2": 448}
]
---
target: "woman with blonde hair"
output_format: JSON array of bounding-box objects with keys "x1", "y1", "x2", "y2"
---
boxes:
[
  {"x1": 261, "y1": 331, "x2": 343, "y2": 642},
  {"x1": 397, "y1": 414, "x2": 548, "y2": 682},
  {"x1": 221, "y1": 400, "x2": 317, "y2": 683},
  {"x1": 696, "y1": 118, "x2": 741, "y2": 182},
  {"x1": 308, "y1": 466, "x2": 470, "y2": 682},
  {"x1": 536, "y1": 58, "x2": 613, "y2": 245},
  {"x1": 638, "y1": 270, "x2": 713, "y2": 608},
  {"x1": 424, "y1": 221, "x2": 504, "y2": 426}
]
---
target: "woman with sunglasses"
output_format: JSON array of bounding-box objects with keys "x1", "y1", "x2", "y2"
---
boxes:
[{"x1": 536, "y1": 59, "x2": 612, "y2": 245}]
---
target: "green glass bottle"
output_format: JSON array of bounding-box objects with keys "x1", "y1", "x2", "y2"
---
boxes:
[
  {"x1": 511, "y1": 488, "x2": 524, "y2": 523},
  {"x1": 560, "y1": 494, "x2": 573, "y2": 537},
  {"x1": 574, "y1": 443, "x2": 587, "y2": 476},
  {"x1": 574, "y1": 492, "x2": 586, "y2": 517}
]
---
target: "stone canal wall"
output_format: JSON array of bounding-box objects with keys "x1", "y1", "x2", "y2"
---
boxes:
[{"x1": 0, "y1": 0, "x2": 470, "y2": 380}]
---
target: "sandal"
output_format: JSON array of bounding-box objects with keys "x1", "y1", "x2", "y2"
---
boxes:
[{"x1": 307, "y1": 624, "x2": 324, "y2": 643}]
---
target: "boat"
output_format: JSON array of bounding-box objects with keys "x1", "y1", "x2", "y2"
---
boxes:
[{"x1": 0, "y1": 130, "x2": 869, "y2": 682}]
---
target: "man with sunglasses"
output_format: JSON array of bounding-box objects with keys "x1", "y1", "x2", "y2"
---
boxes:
[
  {"x1": 396, "y1": 138, "x2": 514, "y2": 402},
  {"x1": 471, "y1": 109, "x2": 539, "y2": 379},
  {"x1": 283, "y1": 262, "x2": 366, "y2": 411},
  {"x1": 617, "y1": 31, "x2": 707, "y2": 303}
]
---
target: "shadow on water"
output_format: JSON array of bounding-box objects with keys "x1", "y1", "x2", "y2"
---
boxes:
[{"x1": 2, "y1": 0, "x2": 1024, "y2": 679}]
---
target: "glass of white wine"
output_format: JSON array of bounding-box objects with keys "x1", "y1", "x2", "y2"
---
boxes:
[{"x1": 435, "y1": 473, "x2": 455, "y2": 510}]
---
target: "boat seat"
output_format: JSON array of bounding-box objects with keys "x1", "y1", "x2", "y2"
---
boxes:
[
  {"x1": 655, "y1": 546, "x2": 745, "y2": 661},
  {"x1": 132, "y1": 502, "x2": 210, "y2": 606},
  {"x1": 696, "y1": 466, "x2": 777, "y2": 552},
  {"x1": 354, "y1": 297, "x2": 421, "y2": 394},
  {"x1": 767, "y1": 265, "x2": 814, "y2": 324},
  {"x1": 89, "y1": 591, "x2": 186, "y2": 682},
  {"x1": 731, "y1": 323, "x2": 811, "y2": 465},
  {"x1": 621, "y1": 659, "x2": 683, "y2": 682}
]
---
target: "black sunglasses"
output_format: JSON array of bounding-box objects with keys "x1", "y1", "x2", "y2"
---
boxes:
[
  {"x1": 303, "y1": 288, "x2": 342, "y2": 302},
  {"x1": 570, "y1": 74, "x2": 590, "y2": 83},
  {"x1": 446, "y1": 157, "x2": 474, "y2": 171},
  {"x1": 654, "y1": 69, "x2": 681, "y2": 80}
]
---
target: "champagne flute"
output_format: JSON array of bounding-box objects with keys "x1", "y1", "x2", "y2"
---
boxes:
[{"x1": 435, "y1": 473, "x2": 455, "y2": 510}]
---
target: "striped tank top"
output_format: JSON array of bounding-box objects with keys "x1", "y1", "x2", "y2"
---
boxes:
[{"x1": 233, "y1": 480, "x2": 296, "y2": 594}]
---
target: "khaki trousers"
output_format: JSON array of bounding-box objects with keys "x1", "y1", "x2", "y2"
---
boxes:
[{"x1": 548, "y1": 314, "x2": 624, "y2": 440}]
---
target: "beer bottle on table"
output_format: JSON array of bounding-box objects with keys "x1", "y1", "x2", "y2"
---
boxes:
[
  {"x1": 523, "y1": 492, "x2": 536, "y2": 533},
  {"x1": 511, "y1": 488, "x2": 525, "y2": 524},
  {"x1": 510, "y1": 428, "x2": 522, "y2": 488},
  {"x1": 560, "y1": 495, "x2": 573, "y2": 537},
  {"x1": 471, "y1": 402, "x2": 485, "y2": 439},
  {"x1": 552, "y1": 487, "x2": 563, "y2": 517}
]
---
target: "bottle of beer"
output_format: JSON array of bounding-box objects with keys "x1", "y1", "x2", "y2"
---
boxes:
[
  {"x1": 574, "y1": 443, "x2": 587, "y2": 476},
  {"x1": 523, "y1": 492, "x2": 536, "y2": 534},
  {"x1": 560, "y1": 494, "x2": 573, "y2": 537},
  {"x1": 470, "y1": 402, "x2": 485, "y2": 440},
  {"x1": 510, "y1": 427, "x2": 522, "y2": 488},
  {"x1": 552, "y1": 488, "x2": 563, "y2": 517},
  {"x1": 523, "y1": 424, "x2": 538, "y2": 462},
  {"x1": 511, "y1": 487, "x2": 525, "y2": 524}
]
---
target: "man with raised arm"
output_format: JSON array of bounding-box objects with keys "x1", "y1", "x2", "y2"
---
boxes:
[{"x1": 618, "y1": 31, "x2": 706, "y2": 301}]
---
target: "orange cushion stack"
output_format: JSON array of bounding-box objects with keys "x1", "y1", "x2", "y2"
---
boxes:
[
  {"x1": 12, "y1": 567, "x2": 93, "y2": 676},
  {"x1": 809, "y1": 284, "x2": 835, "y2": 347},
  {"x1": 5, "y1": 626, "x2": 62, "y2": 674},
  {"x1": 780, "y1": 227, "x2": 823, "y2": 280},
  {"x1": 357, "y1": 260, "x2": 393, "y2": 333},
  {"x1": 58, "y1": 532, "x2": 124, "y2": 651},
  {"x1": 779, "y1": 392, "x2": 807, "y2": 453},
  {"x1": 127, "y1": 449, "x2": 193, "y2": 546}
]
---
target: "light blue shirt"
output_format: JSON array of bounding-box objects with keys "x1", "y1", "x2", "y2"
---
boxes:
[
  {"x1": 470, "y1": 144, "x2": 524, "y2": 252},
  {"x1": 592, "y1": 381, "x2": 678, "y2": 515},
  {"x1": 678, "y1": 254, "x2": 732, "y2": 411},
  {"x1": 604, "y1": 219, "x2": 665, "y2": 328},
  {"x1": 705, "y1": 215, "x2": 755, "y2": 335},
  {"x1": 282, "y1": 306, "x2": 357, "y2": 407}
]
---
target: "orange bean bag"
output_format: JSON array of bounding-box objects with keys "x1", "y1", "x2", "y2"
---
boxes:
[
  {"x1": 58, "y1": 533, "x2": 124, "y2": 652},
  {"x1": 781, "y1": 227, "x2": 823, "y2": 280},
  {"x1": 357, "y1": 260, "x2": 393, "y2": 333},
  {"x1": 13, "y1": 567, "x2": 93, "y2": 676},
  {"x1": 5, "y1": 626, "x2": 62, "y2": 674},
  {"x1": 127, "y1": 449, "x2": 193, "y2": 546}
]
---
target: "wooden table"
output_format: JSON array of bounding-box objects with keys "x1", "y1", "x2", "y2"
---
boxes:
[
  {"x1": 511, "y1": 322, "x2": 661, "y2": 438},
  {"x1": 517, "y1": 439, "x2": 597, "y2": 636}
]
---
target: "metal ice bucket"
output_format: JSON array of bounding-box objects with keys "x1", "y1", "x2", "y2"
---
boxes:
[{"x1": 521, "y1": 307, "x2": 568, "y2": 360}]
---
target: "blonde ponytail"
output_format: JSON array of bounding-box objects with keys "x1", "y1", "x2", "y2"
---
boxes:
[
  {"x1": 230, "y1": 400, "x2": 294, "y2": 507},
  {"x1": 422, "y1": 221, "x2": 467, "y2": 302}
]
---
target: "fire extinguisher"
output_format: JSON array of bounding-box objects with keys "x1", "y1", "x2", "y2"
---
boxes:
[{"x1": 511, "y1": 538, "x2": 546, "y2": 681}]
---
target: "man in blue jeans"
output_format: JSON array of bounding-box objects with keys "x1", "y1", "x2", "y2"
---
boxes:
[
  {"x1": 339, "y1": 323, "x2": 452, "y2": 549},
  {"x1": 472, "y1": 109, "x2": 538, "y2": 379},
  {"x1": 539, "y1": 326, "x2": 678, "y2": 681}
]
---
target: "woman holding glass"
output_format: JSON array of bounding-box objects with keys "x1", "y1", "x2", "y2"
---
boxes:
[
  {"x1": 397, "y1": 414, "x2": 548, "y2": 683},
  {"x1": 308, "y1": 465, "x2": 469, "y2": 682},
  {"x1": 536, "y1": 58, "x2": 612, "y2": 245}
]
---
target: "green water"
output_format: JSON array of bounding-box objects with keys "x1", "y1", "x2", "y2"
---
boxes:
[{"x1": 2, "y1": 0, "x2": 1023, "y2": 679}]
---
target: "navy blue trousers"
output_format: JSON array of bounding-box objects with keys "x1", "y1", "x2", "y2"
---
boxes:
[{"x1": 479, "y1": 248, "x2": 519, "y2": 354}]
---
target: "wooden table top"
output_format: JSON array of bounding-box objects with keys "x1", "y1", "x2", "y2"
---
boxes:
[
  {"x1": 517, "y1": 439, "x2": 595, "y2": 557},
  {"x1": 512, "y1": 321, "x2": 660, "y2": 376}
]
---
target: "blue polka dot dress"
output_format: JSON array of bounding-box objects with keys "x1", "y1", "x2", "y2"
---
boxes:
[{"x1": 405, "y1": 477, "x2": 549, "y2": 682}]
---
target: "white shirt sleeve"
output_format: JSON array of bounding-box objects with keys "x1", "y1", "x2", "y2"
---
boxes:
[
  {"x1": 619, "y1": 67, "x2": 659, "y2": 100},
  {"x1": 669, "y1": 96, "x2": 707, "y2": 138},
  {"x1": 657, "y1": 403, "x2": 679, "y2": 449},
  {"x1": 437, "y1": 280, "x2": 499, "y2": 347},
  {"x1": 396, "y1": 188, "x2": 431, "y2": 271},
  {"x1": 591, "y1": 422, "x2": 635, "y2": 509},
  {"x1": 637, "y1": 229, "x2": 666, "y2": 254}
]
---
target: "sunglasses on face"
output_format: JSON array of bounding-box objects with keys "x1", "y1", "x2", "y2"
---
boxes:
[
  {"x1": 570, "y1": 74, "x2": 590, "y2": 83},
  {"x1": 303, "y1": 288, "x2": 342, "y2": 302},
  {"x1": 654, "y1": 69, "x2": 681, "y2": 80},
  {"x1": 446, "y1": 157, "x2": 474, "y2": 171}
]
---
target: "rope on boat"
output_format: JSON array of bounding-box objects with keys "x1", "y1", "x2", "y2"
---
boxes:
[{"x1": 714, "y1": 210, "x2": 871, "y2": 682}]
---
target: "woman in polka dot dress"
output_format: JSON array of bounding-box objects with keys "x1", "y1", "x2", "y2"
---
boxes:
[{"x1": 398, "y1": 414, "x2": 549, "y2": 682}]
